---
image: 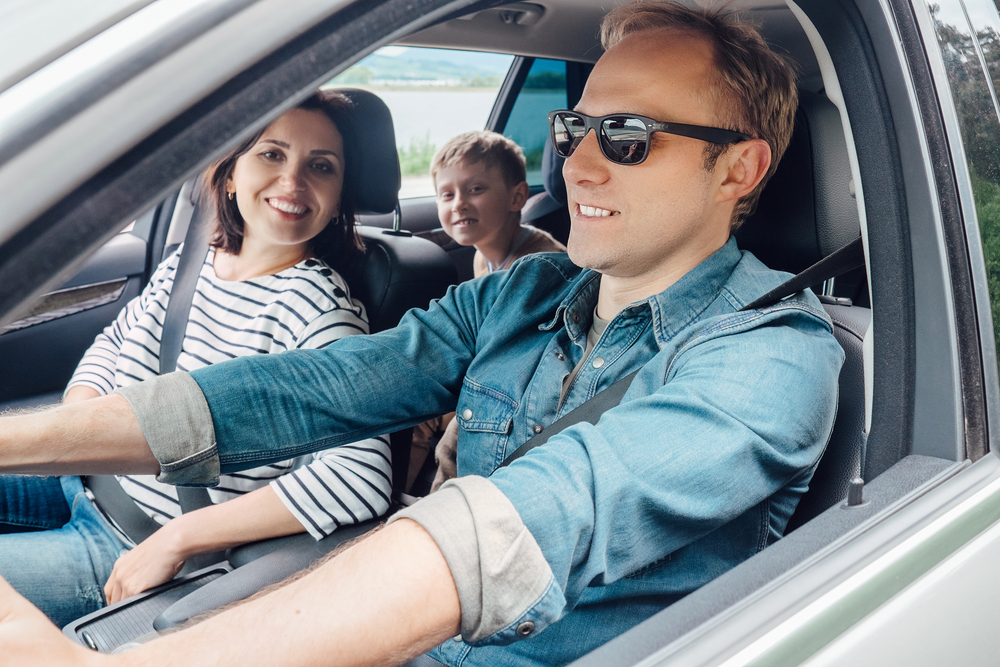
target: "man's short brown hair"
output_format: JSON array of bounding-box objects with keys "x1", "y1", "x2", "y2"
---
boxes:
[
  {"x1": 601, "y1": 1, "x2": 798, "y2": 228},
  {"x1": 431, "y1": 131, "x2": 527, "y2": 188}
]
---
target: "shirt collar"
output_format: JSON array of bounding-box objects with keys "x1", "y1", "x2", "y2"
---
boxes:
[{"x1": 539, "y1": 237, "x2": 743, "y2": 348}]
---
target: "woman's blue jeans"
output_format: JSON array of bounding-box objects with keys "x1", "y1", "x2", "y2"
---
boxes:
[{"x1": 0, "y1": 475, "x2": 130, "y2": 628}]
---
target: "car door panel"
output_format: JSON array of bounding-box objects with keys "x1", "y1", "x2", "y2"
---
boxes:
[{"x1": 0, "y1": 231, "x2": 149, "y2": 409}]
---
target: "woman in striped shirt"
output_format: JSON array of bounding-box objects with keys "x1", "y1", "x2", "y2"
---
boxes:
[{"x1": 0, "y1": 91, "x2": 392, "y2": 627}]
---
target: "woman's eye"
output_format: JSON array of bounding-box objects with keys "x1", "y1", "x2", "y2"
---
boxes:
[
  {"x1": 259, "y1": 150, "x2": 281, "y2": 160},
  {"x1": 311, "y1": 162, "x2": 334, "y2": 174}
]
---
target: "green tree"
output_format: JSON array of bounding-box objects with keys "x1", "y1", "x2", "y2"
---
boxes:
[
  {"x1": 523, "y1": 71, "x2": 566, "y2": 90},
  {"x1": 933, "y1": 6, "x2": 1000, "y2": 352}
]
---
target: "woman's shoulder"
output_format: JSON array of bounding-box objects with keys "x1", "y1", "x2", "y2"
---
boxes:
[{"x1": 264, "y1": 258, "x2": 367, "y2": 320}]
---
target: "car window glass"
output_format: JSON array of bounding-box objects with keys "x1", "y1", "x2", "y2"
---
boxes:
[
  {"x1": 930, "y1": 0, "x2": 1000, "y2": 358},
  {"x1": 500, "y1": 58, "x2": 568, "y2": 186},
  {"x1": 327, "y1": 47, "x2": 515, "y2": 198}
]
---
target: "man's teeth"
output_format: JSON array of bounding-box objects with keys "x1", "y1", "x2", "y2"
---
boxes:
[
  {"x1": 579, "y1": 205, "x2": 617, "y2": 217},
  {"x1": 269, "y1": 199, "x2": 308, "y2": 214}
]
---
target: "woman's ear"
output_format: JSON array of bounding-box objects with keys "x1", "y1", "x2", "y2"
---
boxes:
[{"x1": 717, "y1": 139, "x2": 771, "y2": 203}]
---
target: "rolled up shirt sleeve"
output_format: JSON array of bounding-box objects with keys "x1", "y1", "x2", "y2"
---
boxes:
[
  {"x1": 116, "y1": 372, "x2": 220, "y2": 487},
  {"x1": 389, "y1": 475, "x2": 566, "y2": 645}
]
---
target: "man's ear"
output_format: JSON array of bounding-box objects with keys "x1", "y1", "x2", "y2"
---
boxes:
[
  {"x1": 717, "y1": 139, "x2": 771, "y2": 203},
  {"x1": 510, "y1": 181, "x2": 530, "y2": 212}
]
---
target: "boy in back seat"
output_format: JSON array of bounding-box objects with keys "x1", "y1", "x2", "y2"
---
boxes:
[{"x1": 408, "y1": 131, "x2": 567, "y2": 492}]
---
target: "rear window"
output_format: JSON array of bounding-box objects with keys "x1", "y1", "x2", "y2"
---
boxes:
[{"x1": 327, "y1": 46, "x2": 515, "y2": 198}]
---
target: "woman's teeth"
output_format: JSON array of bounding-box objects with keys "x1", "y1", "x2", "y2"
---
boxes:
[
  {"x1": 269, "y1": 199, "x2": 308, "y2": 214},
  {"x1": 579, "y1": 205, "x2": 617, "y2": 217}
]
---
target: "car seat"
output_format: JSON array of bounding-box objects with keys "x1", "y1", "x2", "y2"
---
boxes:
[
  {"x1": 522, "y1": 138, "x2": 570, "y2": 245},
  {"x1": 737, "y1": 90, "x2": 869, "y2": 532}
]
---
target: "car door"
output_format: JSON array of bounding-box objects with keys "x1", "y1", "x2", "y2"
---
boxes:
[{"x1": 0, "y1": 201, "x2": 172, "y2": 410}]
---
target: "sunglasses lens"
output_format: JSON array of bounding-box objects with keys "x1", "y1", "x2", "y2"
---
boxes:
[
  {"x1": 601, "y1": 116, "x2": 648, "y2": 164},
  {"x1": 551, "y1": 113, "x2": 587, "y2": 157}
]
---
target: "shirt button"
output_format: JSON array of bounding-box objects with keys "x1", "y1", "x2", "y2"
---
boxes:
[
  {"x1": 462, "y1": 409, "x2": 473, "y2": 420},
  {"x1": 571, "y1": 313, "x2": 580, "y2": 324},
  {"x1": 592, "y1": 356, "x2": 605, "y2": 369},
  {"x1": 532, "y1": 424, "x2": 543, "y2": 434},
  {"x1": 516, "y1": 621, "x2": 535, "y2": 637},
  {"x1": 452, "y1": 634, "x2": 462, "y2": 642},
  {"x1": 555, "y1": 352, "x2": 565, "y2": 361}
]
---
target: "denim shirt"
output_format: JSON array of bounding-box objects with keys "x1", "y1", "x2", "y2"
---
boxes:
[{"x1": 179, "y1": 237, "x2": 843, "y2": 666}]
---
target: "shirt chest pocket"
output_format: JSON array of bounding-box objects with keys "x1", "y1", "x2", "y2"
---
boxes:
[{"x1": 455, "y1": 377, "x2": 517, "y2": 474}]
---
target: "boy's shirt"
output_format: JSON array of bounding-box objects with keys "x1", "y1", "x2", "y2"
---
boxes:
[{"x1": 472, "y1": 224, "x2": 566, "y2": 277}]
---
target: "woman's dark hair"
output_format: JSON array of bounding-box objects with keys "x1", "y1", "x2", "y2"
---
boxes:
[{"x1": 206, "y1": 90, "x2": 365, "y2": 271}]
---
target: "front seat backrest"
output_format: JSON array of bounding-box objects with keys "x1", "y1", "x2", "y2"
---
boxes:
[
  {"x1": 736, "y1": 90, "x2": 868, "y2": 530},
  {"x1": 737, "y1": 90, "x2": 860, "y2": 272}
]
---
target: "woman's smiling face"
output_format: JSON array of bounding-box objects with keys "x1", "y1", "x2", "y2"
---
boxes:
[{"x1": 227, "y1": 107, "x2": 345, "y2": 255}]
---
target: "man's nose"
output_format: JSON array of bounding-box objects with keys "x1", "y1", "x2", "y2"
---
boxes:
[
  {"x1": 452, "y1": 192, "x2": 467, "y2": 211},
  {"x1": 562, "y1": 130, "x2": 609, "y2": 186}
]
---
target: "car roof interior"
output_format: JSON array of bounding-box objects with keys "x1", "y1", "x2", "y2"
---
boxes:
[{"x1": 400, "y1": 0, "x2": 823, "y2": 89}]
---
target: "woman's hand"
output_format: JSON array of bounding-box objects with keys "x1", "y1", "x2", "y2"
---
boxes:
[
  {"x1": 104, "y1": 523, "x2": 188, "y2": 605},
  {"x1": 0, "y1": 576, "x2": 105, "y2": 666},
  {"x1": 103, "y1": 485, "x2": 306, "y2": 605}
]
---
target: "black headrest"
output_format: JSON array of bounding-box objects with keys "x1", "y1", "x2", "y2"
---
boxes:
[
  {"x1": 336, "y1": 88, "x2": 401, "y2": 216},
  {"x1": 736, "y1": 90, "x2": 860, "y2": 274},
  {"x1": 541, "y1": 136, "x2": 567, "y2": 206},
  {"x1": 339, "y1": 226, "x2": 457, "y2": 333}
]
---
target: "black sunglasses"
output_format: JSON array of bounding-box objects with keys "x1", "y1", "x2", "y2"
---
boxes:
[{"x1": 547, "y1": 110, "x2": 752, "y2": 166}]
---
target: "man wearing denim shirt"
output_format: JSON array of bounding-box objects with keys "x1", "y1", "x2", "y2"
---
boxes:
[{"x1": 0, "y1": 3, "x2": 844, "y2": 666}]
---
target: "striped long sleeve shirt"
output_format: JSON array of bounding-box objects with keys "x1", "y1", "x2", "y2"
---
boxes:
[{"x1": 67, "y1": 245, "x2": 392, "y2": 540}]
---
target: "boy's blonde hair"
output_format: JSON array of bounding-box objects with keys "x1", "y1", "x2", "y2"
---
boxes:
[{"x1": 431, "y1": 131, "x2": 527, "y2": 188}]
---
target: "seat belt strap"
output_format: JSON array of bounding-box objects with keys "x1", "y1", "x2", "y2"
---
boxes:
[
  {"x1": 159, "y1": 209, "x2": 209, "y2": 375},
  {"x1": 83, "y1": 474, "x2": 161, "y2": 543},
  {"x1": 496, "y1": 370, "x2": 639, "y2": 469},
  {"x1": 740, "y1": 236, "x2": 865, "y2": 311},
  {"x1": 495, "y1": 236, "x2": 866, "y2": 469},
  {"x1": 157, "y1": 211, "x2": 220, "y2": 547},
  {"x1": 87, "y1": 203, "x2": 212, "y2": 544}
]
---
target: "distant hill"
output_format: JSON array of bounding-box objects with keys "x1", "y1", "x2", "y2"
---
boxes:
[{"x1": 331, "y1": 47, "x2": 513, "y2": 87}]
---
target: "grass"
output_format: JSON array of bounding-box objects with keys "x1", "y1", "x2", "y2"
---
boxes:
[{"x1": 398, "y1": 134, "x2": 436, "y2": 176}]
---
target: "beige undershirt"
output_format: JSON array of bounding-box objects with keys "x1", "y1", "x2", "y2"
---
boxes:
[{"x1": 558, "y1": 307, "x2": 610, "y2": 412}]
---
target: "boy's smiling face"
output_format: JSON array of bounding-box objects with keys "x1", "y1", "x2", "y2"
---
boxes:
[{"x1": 435, "y1": 159, "x2": 526, "y2": 249}]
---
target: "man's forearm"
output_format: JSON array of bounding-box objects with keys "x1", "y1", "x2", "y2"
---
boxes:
[
  {"x1": 0, "y1": 393, "x2": 159, "y2": 475},
  {"x1": 115, "y1": 518, "x2": 461, "y2": 667}
]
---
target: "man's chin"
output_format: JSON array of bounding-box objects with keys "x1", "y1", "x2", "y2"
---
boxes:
[{"x1": 567, "y1": 243, "x2": 614, "y2": 273}]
